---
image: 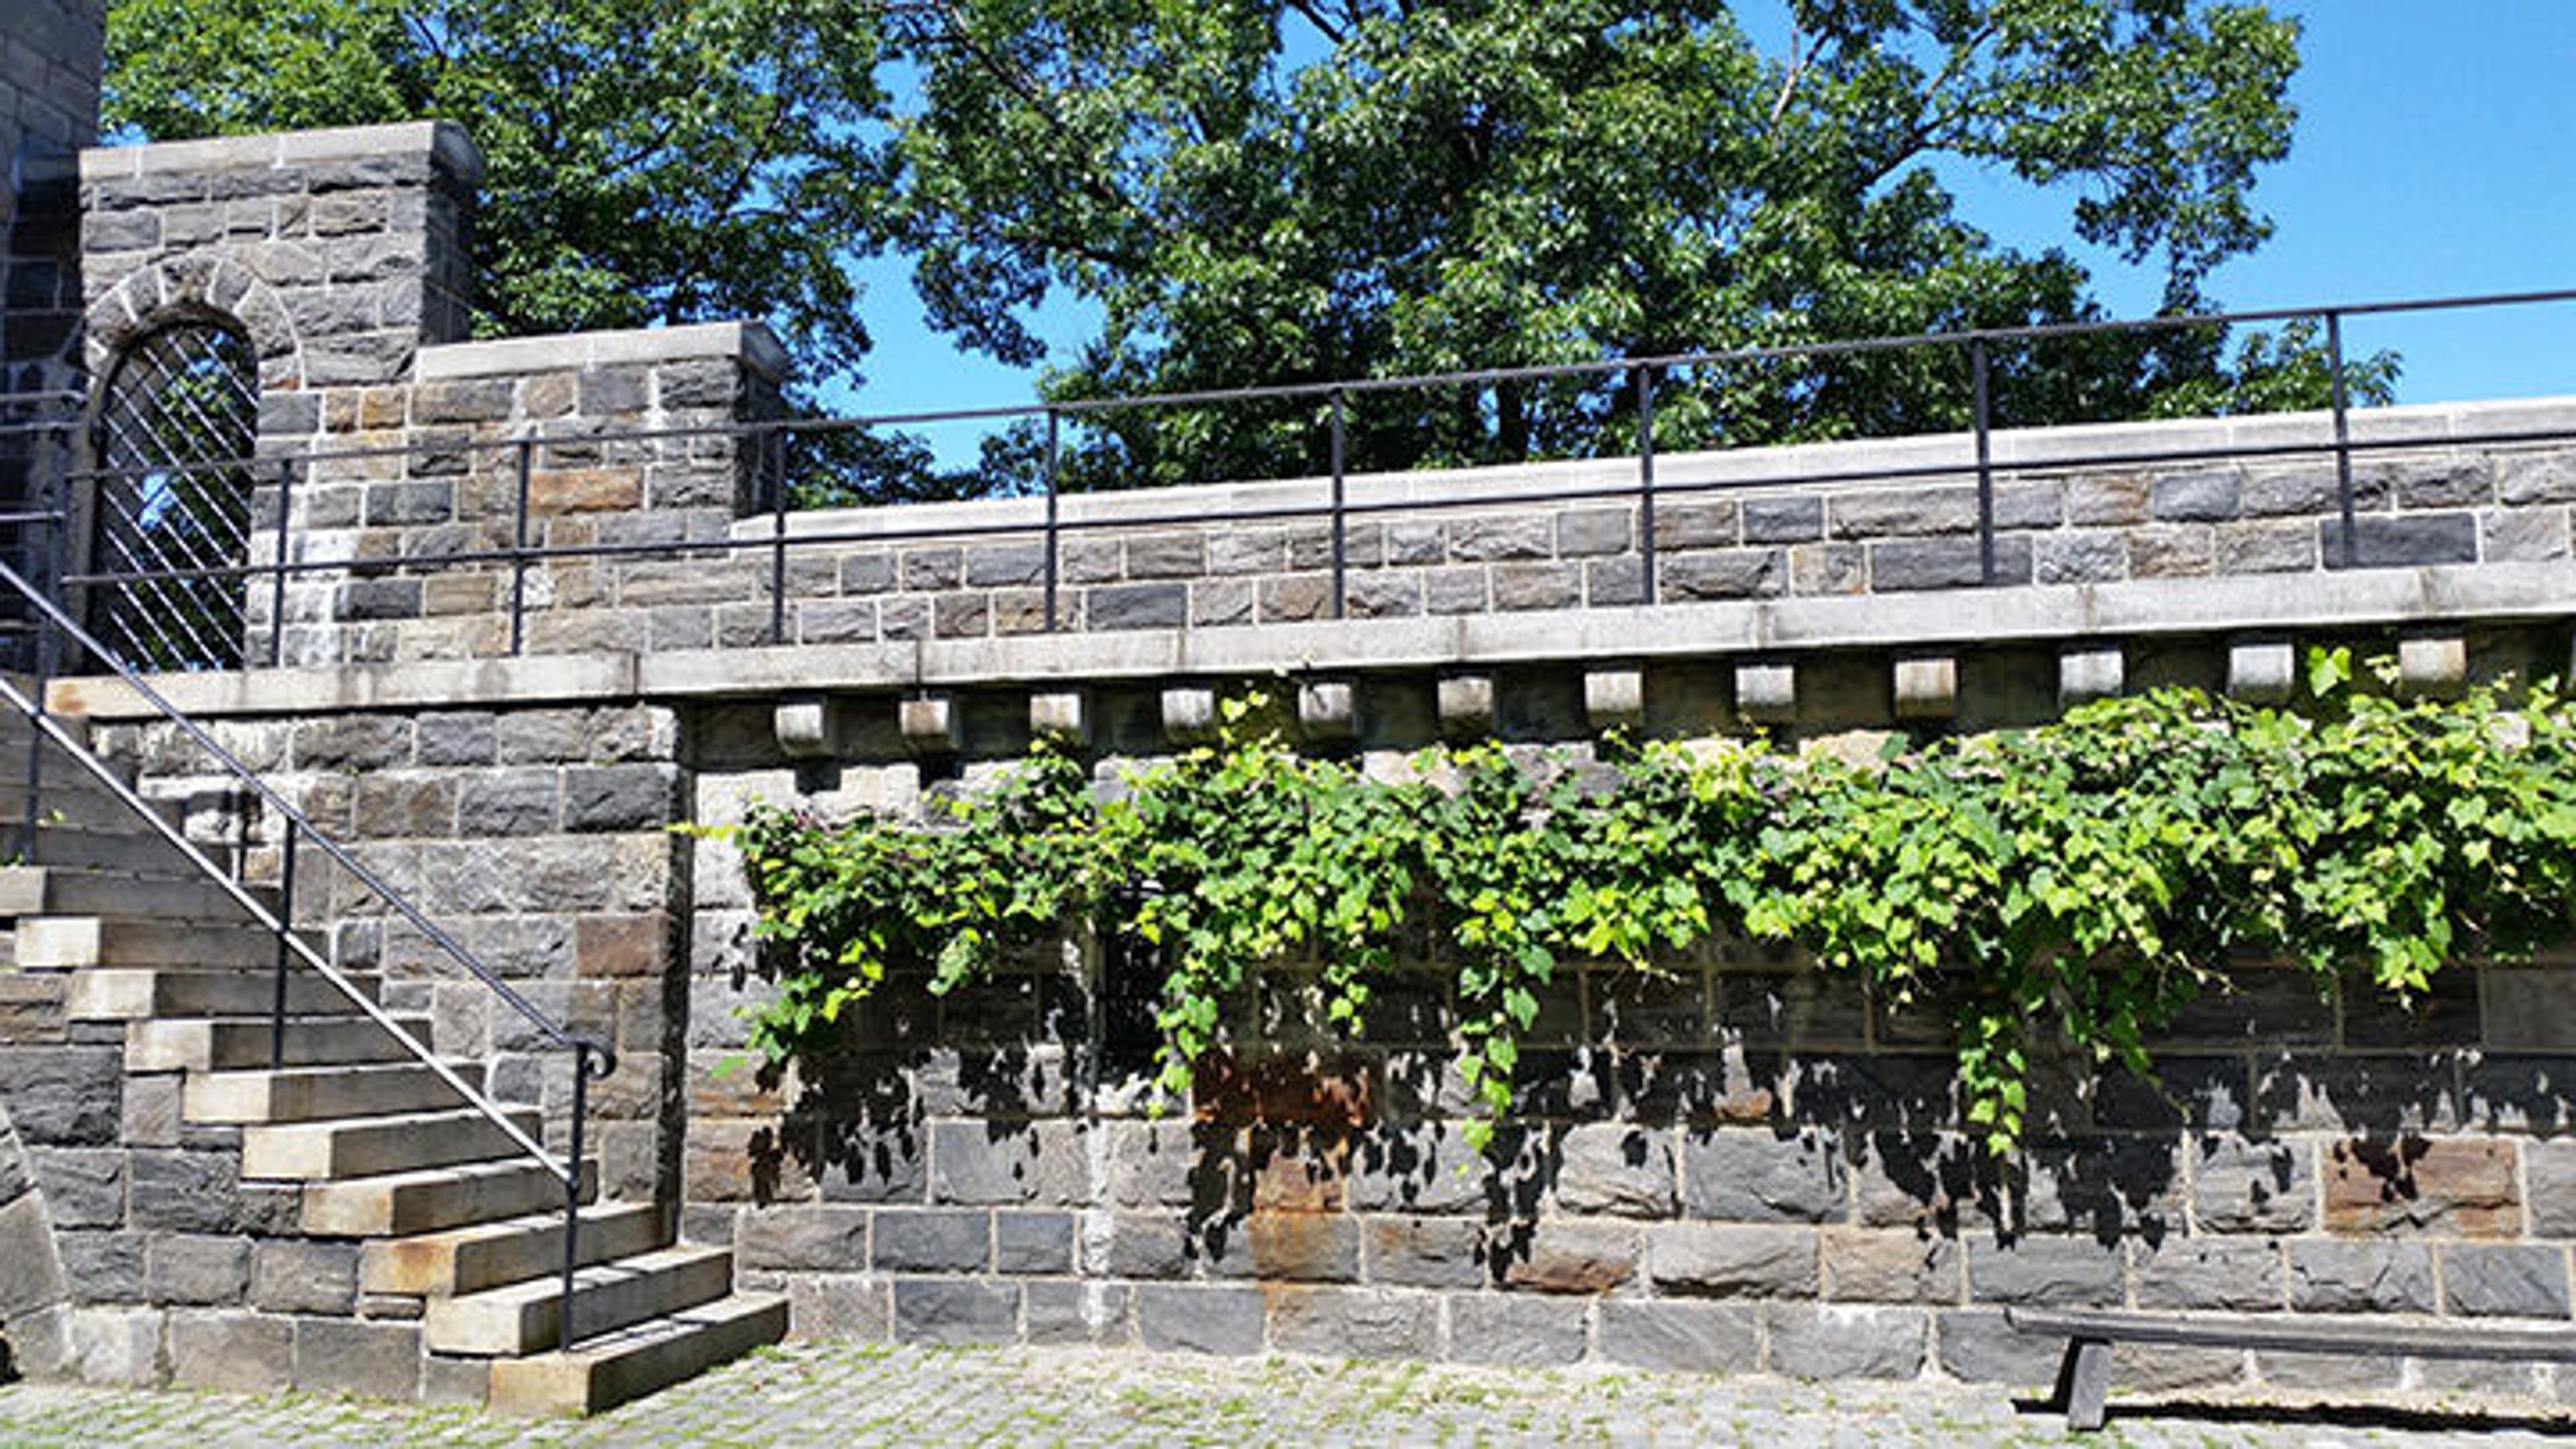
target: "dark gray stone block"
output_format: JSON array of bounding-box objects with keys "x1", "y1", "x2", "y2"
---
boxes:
[
  {"x1": 872, "y1": 1209, "x2": 989, "y2": 1273},
  {"x1": 1446, "y1": 1294, "x2": 1588, "y2": 1366},
  {"x1": 2285, "y1": 1240, "x2": 2436, "y2": 1314},
  {"x1": 1266, "y1": 1286, "x2": 1438, "y2": 1358},
  {"x1": 2440, "y1": 1244, "x2": 2572, "y2": 1319},
  {"x1": 1596, "y1": 1301, "x2": 1757, "y2": 1372},
  {"x1": 1681, "y1": 1128, "x2": 1845, "y2": 1224},
  {"x1": 2318, "y1": 513, "x2": 2477, "y2": 567},
  {"x1": 892, "y1": 1277, "x2": 1019, "y2": 1345},
  {"x1": 1134, "y1": 1283, "x2": 1265, "y2": 1356},
  {"x1": 1763, "y1": 1303, "x2": 1927, "y2": 1379},
  {"x1": 2151, "y1": 470, "x2": 2242, "y2": 522},
  {"x1": 1644, "y1": 1224, "x2": 1818, "y2": 1298}
]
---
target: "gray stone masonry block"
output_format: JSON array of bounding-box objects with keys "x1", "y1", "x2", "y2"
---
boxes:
[
  {"x1": 1447, "y1": 1294, "x2": 1589, "y2": 1366},
  {"x1": 872, "y1": 1209, "x2": 989, "y2": 1273},
  {"x1": 2192, "y1": 1138, "x2": 2313, "y2": 1233},
  {"x1": 1870, "y1": 535, "x2": 2033, "y2": 590},
  {"x1": 251, "y1": 1240, "x2": 359, "y2": 1316},
  {"x1": 995, "y1": 1212, "x2": 1074, "y2": 1274},
  {"x1": 1086, "y1": 583, "x2": 1187, "y2": 631},
  {"x1": 930, "y1": 1120, "x2": 1087, "y2": 1205},
  {"x1": 2216, "y1": 521, "x2": 2317, "y2": 574},
  {"x1": 1822, "y1": 1230, "x2": 1960, "y2": 1303},
  {"x1": 2151, "y1": 470, "x2": 2242, "y2": 522},
  {"x1": 786, "y1": 1277, "x2": 890, "y2": 1342},
  {"x1": 419, "y1": 1353, "x2": 490, "y2": 1408},
  {"x1": 1450, "y1": 515, "x2": 1554, "y2": 561},
  {"x1": 1645, "y1": 1224, "x2": 1818, "y2": 1299},
  {"x1": 560, "y1": 763, "x2": 678, "y2": 830},
  {"x1": 2387, "y1": 459, "x2": 2493, "y2": 509},
  {"x1": 0, "y1": 1048, "x2": 120, "y2": 1144},
  {"x1": 1763, "y1": 1303, "x2": 1927, "y2": 1379},
  {"x1": 1661, "y1": 548, "x2": 1782, "y2": 600},
  {"x1": 2527, "y1": 1140, "x2": 2576, "y2": 1237},
  {"x1": 1597, "y1": 1301, "x2": 1758, "y2": 1373},
  {"x1": 292, "y1": 1316, "x2": 418, "y2": 1399},
  {"x1": 2133, "y1": 1238, "x2": 2282, "y2": 1311},
  {"x1": 1936, "y1": 1308, "x2": 2061, "y2": 1387},
  {"x1": 2320, "y1": 512, "x2": 2478, "y2": 567},
  {"x1": 146, "y1": 1236, "x2": 252, "y2": 1306},
  {"x1": 1024, "y1": 1280, "x2": 1128, "y2": 1347},
  {"x1": 28, "y1": 1148, "x2": 120, "y2": 1229},
  {"x1": 1831, "y1": 488, "x2": 1975, "y2": 539},
  {"x1": 737, "y1": 1205, "x2": 869, "y2": 1272},
  {"x1": 1557, "y1": 508, "x2": 1633, "y2": 556},
  {"x1": 1362, "y1": 1217, "x2": 1487, "y2": 1289},
  {"x1": 1491, "y1": 1220, "x2": 1638, "y2": 1295},
  {"x1": 1134, "y1": 1283, "x2": 1266, "y2": 1356},
  {"x1": 0, "y1": 1193, "x2": 66, "y2": 1321},
  {"x1": 2501, "y1": 453, "x2": 2576, "y2": 504},
  {"x1": 1267, "y1": 1286, "x2": 1440, "y2": 1360},
  {"x1": 55, "y1": 1230, "x2": 145, "y2": 1304},
  {"x1": 1965, "y1": 1236, "x2": 2125, "y2": 1306},
  {"x1": 68, "y1": 1307, "x2": 165, "y2": 1388},
  {"x1": 2035, "y1": 530, "x2": 2127, "y2": 584},
  {"x1": 1553, "y1": 1124, "x2": 1676, "y2": 1217},
  {"x1": 2286, "y1": 1240, "x2": 2436, "y2": 1313},
  {"x1": 131, "y1": 1149, "x2": 294, "y2": 1236},
  {"x1": 1741, "y1": 497, "x2": 1824, "y2": 544},
  {"x1": 1682, "y1": 1128, "x2": 1845, "y2": 1223},
  {"x1": 167, "y1": 1310, "x2": 292, "y2": 1393},
  {"x1": 2441, "y1": 1244, "x2": 2573, "y2": 1318},
  {"x1": 893, "y1": 1277, "x2": 1018, "y2": 1345},
  {"x1": 2483, "y1": 506, "x2": 2571, "y2": 561}
]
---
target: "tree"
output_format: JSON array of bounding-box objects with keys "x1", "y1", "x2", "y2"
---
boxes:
[
  {"x1": 890, "y1": 0, "x2": 2352, "y2": 490},
  {"x1": 105, "y1": 0, "x2": 893, "y2": 391}
]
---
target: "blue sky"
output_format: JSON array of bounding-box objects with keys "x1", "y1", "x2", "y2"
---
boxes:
[{"x1": 841, "y1": 1, "x2": 2576, "y2": 447}]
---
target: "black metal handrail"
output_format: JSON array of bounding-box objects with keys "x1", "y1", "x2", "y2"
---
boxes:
[
  {"x1": 0, "y1": 557, "x2": 614, "y2": 1348},
  {"x1": 30, "y1": 284, "x2": 2576, "y2": 660}
]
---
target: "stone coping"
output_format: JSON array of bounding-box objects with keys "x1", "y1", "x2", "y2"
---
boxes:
[
  {"x1": 743, "y1": 394, "x2": 2576, "y2": 543},
  {"x1": 79, "y1": 119, "x2": 484, "y2": 186},
  {"x1": 415, "y1": 321, "x2": 789, "y2": 383},
  {"x1": 48, "y1": 559, "x2": 2576, "y2": 720}
]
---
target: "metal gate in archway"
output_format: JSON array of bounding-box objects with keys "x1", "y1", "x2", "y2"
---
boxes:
[{"x1": 89, "y1": 318, "x2": 261, "y2": 670}]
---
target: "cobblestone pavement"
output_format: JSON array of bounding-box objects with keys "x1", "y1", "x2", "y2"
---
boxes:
[{"x1": 1, "y1": 1342, "x2": 2571, "y2": 1448}]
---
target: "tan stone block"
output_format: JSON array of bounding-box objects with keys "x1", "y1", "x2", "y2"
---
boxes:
[{"x1": 2323, "y1": 1136, "x2": 2518, "y2": 1236}]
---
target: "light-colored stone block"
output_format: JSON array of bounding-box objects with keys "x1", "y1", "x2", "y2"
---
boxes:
[
  {"x1": 1584, "y1": 668, "x2": 1644, "y2": 733},
  {"x1": 1297, "y1": 680, "x2": 1356, "y2": 741},
  {"x1": 2398, "y1": 633, "x2": 2467, "y2": 698},
  {"x1": 2226, "y1": 639, "x2": 2297, "y2": 704},
  {"x1": 1161, "y1": 686, "x2": 1218, "y2": 744},
  {"x1": 1892, "y1": 657, "x2": 1956, "y2": 720},
  {"x1": 1735, "y1": 662, "x2": 1796, "y2": 724},
  {"x1": 1028, "y1": 690, "x2": 1091, "y2": 746},
  {"x1": 898, "y1": 695, "x2": 959, "y2": 755},
  {"x1": 2058, "y1": 644, "x2": 2125, "y2": 708},
  {"x1": 1436, "y1": 675, "x2": 1494, "y2": 739},
  {"x1": 772, "y1": 696, "x2": 833, "y2": 759}
]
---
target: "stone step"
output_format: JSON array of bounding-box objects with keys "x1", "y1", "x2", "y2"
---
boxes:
[
  {"x1": 424, "y1": 1244, "x2": 736, "y2": 1357},
  {"x1": 127, "y1": 1014, "x2": 433, "y2": 1072},
  {"x1": 303, "y1": 1157, "x2": 596, "y2": 1238},
  {"x1": 11, "y1": 824, "x2": 199, "y2": 875},
  {"x1": 0, "y1": 865, "x2": 280, "y2": 921},
  {"x1": 21, "y1": 916, "x2": 327, "y2": 969},
  {"x1": 362, "y1": 1201, "x2": 666, "y2": 1298},
  {"x1": 65, "y1": 967, "x2": 379, "y2": 1021},
  {"x1": 244, "y1": 1104, "x2": 545, "y2": 1181},
  {"x1": 488, "y1": 1293, "x2": 788, "y2": 1418},
  {"x1": 185, "y1": 1060, "x2": 481, "y2": 1124}
]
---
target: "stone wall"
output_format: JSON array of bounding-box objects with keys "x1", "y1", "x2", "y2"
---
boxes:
[{"x1": 651, "y1": 647, "x2": 2576, "y2": 1398}]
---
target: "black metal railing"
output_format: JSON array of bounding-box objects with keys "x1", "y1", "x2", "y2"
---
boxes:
[
  {"x1": 0, "y1": 553, "x2": 615, "y2": 1349},
  {"x1": 29, "y1": 286, "x2": 2576, "y2": 669}
]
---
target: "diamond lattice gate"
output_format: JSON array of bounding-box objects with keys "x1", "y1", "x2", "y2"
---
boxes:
[{"x1": 89, "y1": 319, "x2": 261, "y2": 670}]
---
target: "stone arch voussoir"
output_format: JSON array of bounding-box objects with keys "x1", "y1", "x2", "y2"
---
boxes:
[
  {"x1": 0, "y1": 1103, "x2": 71, "y2": 1381},
  {"x1": 83, "y1": 252, "x2": 305, "y2": 395}
]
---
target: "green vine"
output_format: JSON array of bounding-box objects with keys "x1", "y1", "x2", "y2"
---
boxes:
[{"x1": 698, "y1": 653, "x2": 2576, "y2": 1153}]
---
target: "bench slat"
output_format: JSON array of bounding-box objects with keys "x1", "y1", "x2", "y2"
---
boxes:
[{"x1": 2006, "y1": 1307, "x2": 2576, "y2": 1364}]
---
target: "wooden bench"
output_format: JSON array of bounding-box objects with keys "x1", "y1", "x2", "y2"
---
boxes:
[{"x1": 2005, "y1": 1305, "x2": 2576, "y2": 1430}]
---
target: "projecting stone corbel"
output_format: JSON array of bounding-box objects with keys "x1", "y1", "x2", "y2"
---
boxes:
[
  {"x1": 898, "y1": 694, "x2": 961, "y2": 755},
  {"x1": 1734, "y1": 661, "x2": 1796, "y2": 724},
  {"x1": 1584, "y1": 668, "x2": 1644, "y2": 733}
]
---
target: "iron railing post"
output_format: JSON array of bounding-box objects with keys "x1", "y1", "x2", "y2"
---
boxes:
[
  {"x1": 768, "y1": 428, "x2": 789, "y2": 645},
  {"x1": 17, "y1": 558, "x2": 45, "y2": 869},
  {"x1": 272, "y1": 818, "x2": 297, "y2": 1069},
  {"x1": 2327, "y1": 310, "x2": 2358, "y2": 568},
  {"x1": 1637, "y1": 365, "x2": 1659, "y2": 606},
  {"x1": 508, "y1": 437, "x2": 533, "y2": 655},
  {"x1": 1043, "y1": 408, "x2": 1061, "y2": 632},
  {"x1": 268, "y1": 456, "x2": 294, "y2": 667},
  {"x1": 1972, "y1": 337, "x2": 1996, "y2": 586},
  {"x1": 1329, "y1": 388, "x2": 1347, "y2": 620},
  {"x1": 562, "y1": 1042, "x2": 592, "y2": 1349}
]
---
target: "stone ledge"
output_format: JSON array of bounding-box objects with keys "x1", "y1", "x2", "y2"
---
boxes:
[
  {"x1": 415, "y1": 322, "x2": 788, "y2": 382},
  {"x1": 49, "y1": 559, "x2": 2576, "y2": 720},
  {"x1": 80, "y1": 120, "x2": 483, "y2": 186}
]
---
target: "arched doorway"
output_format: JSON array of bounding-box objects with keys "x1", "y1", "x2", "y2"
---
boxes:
[{"x1": 88, "y1": 315, "x2": 261, "y2": 670}]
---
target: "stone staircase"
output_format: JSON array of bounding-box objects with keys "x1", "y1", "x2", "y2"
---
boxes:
[{"x1": 0, "y1": 707, "x2": 784, "y2": 1413}]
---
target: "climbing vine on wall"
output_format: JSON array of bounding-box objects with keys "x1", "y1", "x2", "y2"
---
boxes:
[{"x1": 700, "y1": 652, "x2": 2576, "y2": 1153}]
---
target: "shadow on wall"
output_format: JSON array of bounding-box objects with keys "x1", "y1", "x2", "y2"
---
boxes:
[{"x1": 704, "y1": 939, "x2": 2566, "y2": 1265}]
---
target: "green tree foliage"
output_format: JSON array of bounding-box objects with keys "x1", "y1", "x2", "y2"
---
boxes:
[
  {"x1": 889, "y1": 0, "x2": 2366, "y2": 488},
  {"x1": 708, "y1": 656, "x2": 2576, "y2": 1155},
  {"x1": 105, "y1": 0, "x2": 893, "y2": 388}
]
